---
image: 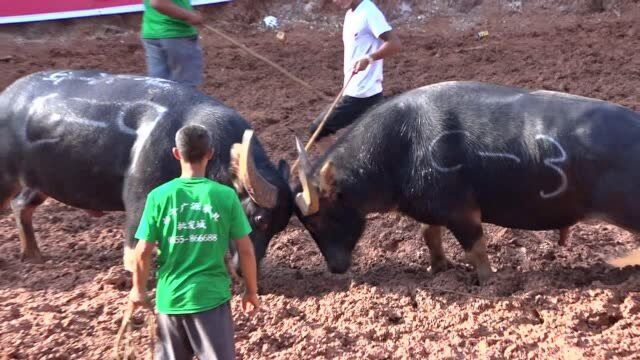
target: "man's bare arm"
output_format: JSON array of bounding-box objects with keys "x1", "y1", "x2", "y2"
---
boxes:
[
  {"x1": 129, "y1": 240, "x2": 155, "y2": 307},
  {"x1": 371, "y1": 30, "x2": 402, "y2": 61},
  {"x1": 235, "y1": 235, "x2": 260, "y2": 314},
  {"x1": 353, "y1": 30, "x2": 402, "y2": 73}
]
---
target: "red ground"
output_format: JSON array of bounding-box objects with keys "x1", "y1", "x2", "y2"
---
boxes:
[{"x1": 1, "y1": 2, "x2": 640, "y2": 359}]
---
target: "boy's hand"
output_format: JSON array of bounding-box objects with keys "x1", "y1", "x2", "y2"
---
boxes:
[
  {"x1": 187, "y1": 11, "x2": 204, "y2": 25},
  {"x1": 129, "y1": 288, "x2": 151, "y2": 309},
  {"x1": 241, "y1": 291, "x2": 260, "y2": 316},
  {"x1": 352, "y1": 56, "x2": 372, "y2": 74}
]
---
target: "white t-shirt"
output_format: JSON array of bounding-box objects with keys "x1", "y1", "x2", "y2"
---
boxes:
[{"x1": 342, "y1": 0, "x2": 392, "y2": 98}]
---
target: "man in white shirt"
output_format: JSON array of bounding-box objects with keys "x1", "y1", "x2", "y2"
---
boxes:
[{"x1": 309, "y1": 0, "x2": 402, "y2": 139}]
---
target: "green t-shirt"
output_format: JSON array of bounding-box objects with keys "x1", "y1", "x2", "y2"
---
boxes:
[
  {"x1": 141, "y1": 0, "x2": 198, "y2": 39},
  {"x1": 135, "y1": 177, "x2": 252, "y2": 314}
]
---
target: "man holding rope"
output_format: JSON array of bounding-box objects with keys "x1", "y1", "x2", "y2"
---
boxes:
[
  {"x1": 309, "y1": 0, "x2": 402, "y2": 139},
  {"x1": 128, "y1": 125, "x2": 259, "y2": 360}
]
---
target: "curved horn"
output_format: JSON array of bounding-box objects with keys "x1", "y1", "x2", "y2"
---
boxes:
[
  {"x1": 238, "y1": 130, "x2": 278, "y2": 209},
  {"x1": 294, "y1": 136, "x2": 319, "y2": 216},
  {"x1": 229, "y1": 143, "x2": 243, "y2": 193}
]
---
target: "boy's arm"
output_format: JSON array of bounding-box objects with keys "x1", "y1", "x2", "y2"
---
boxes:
[
  {"x1": 150, "y1": 0, "x2": 203, "y2": 25},
  {"x1": 129, "y1": 240, "x2": 156, "y2": 307},
  {"x1": 129, "y1": 192, "x2": 158, "y2": 308},
  {"x1": 228, "y1": 191, "x2": 259, "y2": 314},
  {"x1": 353, "y1": 30, "x2": 402, "y2": 74},
  {"x1": 235, "y1": 235, "x2": 260, "y2": 315},
  {"x1": 371, "y1": 30, "x2": 402, "y2": 61},
  {"x1": 352, "y1": 5, "x2": 402, "y2": 74}
]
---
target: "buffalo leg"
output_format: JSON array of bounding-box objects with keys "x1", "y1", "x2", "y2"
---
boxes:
[
  {"x1": 448, "y1": 209, "x2": 493, "y2": 285},
  {"x1": 465, "y1": 236, "x2": 492, "y2": 285},
  {"x1": 558, "y1": 226, "x2": 570, "y2": 246},
  {"x1": 0, "y1": 183, "x2": 20, "y2": 217},
  {"x1": 421, "y1": 224, "x2": 452, "y2": 273},
  {"x1": 11, "y1": 188, "x2": 48, "y2": 263}
]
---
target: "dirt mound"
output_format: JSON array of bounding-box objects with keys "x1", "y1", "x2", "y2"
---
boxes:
[{"x1": 1, "y1": 2, "x2": 640, "y2": 359}]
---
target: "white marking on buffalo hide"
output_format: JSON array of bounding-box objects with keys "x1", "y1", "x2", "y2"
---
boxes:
[
  {"x1": 531, "y1": 90, "x2": 602, "y2": 103},
  {"x1": 116, "y1": 109, "x2": 138, "y2": 136},
  {"x1": 429, "y1": 131, "x2": 522, "y2": 172},
  {"x1": 42, "y1": 71, "x2": 109, "y2": 85},
  {"x1": 535, "y1": 134, "x2": 568, "y2": 199},
  {"x1": 29, "y1": 93, "x2": 109, "y2": 128},
  {"x1": 42, "y1": 71, "x2": 174, "y2": 89},
  {"x1": 87, "y1": 72, "x2": 110, "y2": 85},
  {"x1": 477, "y1": 152, "x2": 521, "y2": 163},
  {"x1": 428, "y1": 130, "x2": 570, "y2": 200},
  {"x1": 42, "y1": 71, "x2": 75, "y2": 85},
  {"x1": 64, "y1": 97, "x2": 168, "y2": 138},
  {"x1": 25, "y1": 94, "x2": 168, "y2": 162},
  {"x1": 114, "y1": 75, "x2": 174, "y2": 89},
  {"x1": 128, "y1": 104, "x2": 168, "y2": 172},
  {"x1": 67, "y1": 97, "x2": 146, "y2": 136},
  {"x1": 428, "y1": 130, "x2": 469, "y2": 172}
]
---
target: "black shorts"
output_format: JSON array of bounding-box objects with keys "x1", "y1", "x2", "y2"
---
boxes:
[{"x1": 309, "y1": 93, "x2": 384, "y2": 139}]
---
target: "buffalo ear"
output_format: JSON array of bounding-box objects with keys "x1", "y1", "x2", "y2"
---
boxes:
[
  {"x1": 278, "y1": 159, "x2": 290, "y2": 183},
  {"x1": 319, "y1": 161, "x2": 337, "y2": 200}
]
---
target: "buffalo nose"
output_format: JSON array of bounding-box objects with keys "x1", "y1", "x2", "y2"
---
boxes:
[
  {"x1": 325, "y1": 248, "x2": 352, "y2": 274},
  {"x1": 327, "y1": 257, "x2": 351, "y2": 274}
]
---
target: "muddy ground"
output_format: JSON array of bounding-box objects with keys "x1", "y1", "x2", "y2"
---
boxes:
[{"x1": 1, "y1": 1, "x2": 640, "y2": 359}]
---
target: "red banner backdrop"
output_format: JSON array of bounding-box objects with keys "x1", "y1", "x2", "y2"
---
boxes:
[{"x1": 0, "y1": 0, "x2": 230, "y2": 24}]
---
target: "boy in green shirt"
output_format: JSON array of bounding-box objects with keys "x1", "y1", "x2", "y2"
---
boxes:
[
  {"x1": 129, "y1": 124, "x2": 259, "y2": 360},
  {"x1": 141, "y1": 0, "x2": 204, "y2": 87}
]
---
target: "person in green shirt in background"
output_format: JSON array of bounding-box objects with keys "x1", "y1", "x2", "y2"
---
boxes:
[
  {"x1": 129, "y1": 124, "x2": 260, "y2": 360},
  {"x1": 141, "y1": 0, "x2": 205, "y2": 87}
]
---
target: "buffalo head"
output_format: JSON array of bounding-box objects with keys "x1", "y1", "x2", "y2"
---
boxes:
[
  {"x1": 228, "y1": 130, "x2": 293, "y2": 273},
  {"x1": 291, "y1": 137, "x2": 366, "y2": 273}
]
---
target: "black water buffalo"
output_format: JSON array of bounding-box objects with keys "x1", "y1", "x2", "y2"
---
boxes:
[
  {"x1": 0, "y1": 70, "x2": 293, "y2": 271},
  {"x1": 293, "y1": 81, "x2": 640, "y2": 283}
]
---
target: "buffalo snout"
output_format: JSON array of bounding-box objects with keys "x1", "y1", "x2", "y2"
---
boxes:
[{"x1": 326, "y1": 251, "x2": 352, "y2": 274}]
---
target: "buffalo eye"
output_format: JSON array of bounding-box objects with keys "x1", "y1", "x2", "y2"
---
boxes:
[{"x1": 254, "y1": 214, "x2": 269, "y2": 230}]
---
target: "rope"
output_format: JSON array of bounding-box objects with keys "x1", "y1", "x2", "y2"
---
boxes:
[
  {"x1": 289, "y1": 44, "x2": 374, "y2": 175},
  {"x1": 113, "y1": 302, "x2": 156, "y2": 360},
  {"x1": 289, "y1": 72, "x2": 355, "y2": 175},
  {"x1": 203, "y1": 24, "x2": 332, "y2": 101}
]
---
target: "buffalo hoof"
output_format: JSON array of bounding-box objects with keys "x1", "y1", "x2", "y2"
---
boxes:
[
  {"x1": 558, "y1": 227, "x2": 571, "y2": 247},
  {"x1": 476, "y1": 269, "x2": 493, "y2": 286},
  {"x1": 430, "y1": 259, "x2": 453, "y2": 274},
  {"x1": 20, "y1": 251, "x2": 44, "y2": 264},
  {"x1": 85, "y1": 210, "x2": 105, "y2": 218}
]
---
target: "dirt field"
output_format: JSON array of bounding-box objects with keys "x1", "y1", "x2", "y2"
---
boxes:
[{"x1": 1, "y1": 1, "x2": 640, "y2": 359}]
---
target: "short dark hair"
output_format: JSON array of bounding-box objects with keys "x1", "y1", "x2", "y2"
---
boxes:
[{"x1": 175, "y1": 125, "x2": 212, "y2": 163}]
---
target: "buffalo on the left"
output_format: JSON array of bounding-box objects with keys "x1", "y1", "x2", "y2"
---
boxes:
[{"x1": 0, "y1": 70, "x2": 294, "y2": 274}]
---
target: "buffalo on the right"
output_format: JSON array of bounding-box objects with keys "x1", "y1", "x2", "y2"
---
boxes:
[{"x1": 292, "y1": 80, "x2": 640, "y2": 284}]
